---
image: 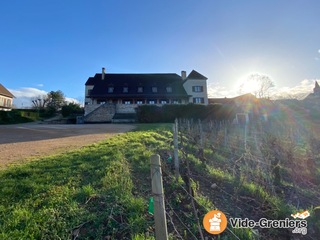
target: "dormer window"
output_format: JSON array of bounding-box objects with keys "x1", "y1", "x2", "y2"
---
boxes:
[
  {"x1": 108, "y1": 87, "x2": 114, "y2": 93},
  {"x1": 152, "y1": 87, "x2": 158, "y2": 93},
  {"x1": 166, "y1": 87, "x2": 172, "y2": 93},
  {"x1": 123, "y1": 87, "x2": 129, "y2": 93},
  {"x1": 137, "y1": 87, "x2": 143, "y2": 93}
]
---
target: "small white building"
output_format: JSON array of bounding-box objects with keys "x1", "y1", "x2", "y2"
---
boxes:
[{"x1": 0, "y1": 84, "x2": 14, "y2": 111}]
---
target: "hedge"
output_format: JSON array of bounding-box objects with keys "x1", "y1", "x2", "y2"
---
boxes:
[{"x1": 136, "y1": 104, "x2": 236, "y2": 123}]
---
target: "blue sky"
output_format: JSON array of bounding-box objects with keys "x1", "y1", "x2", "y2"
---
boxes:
[{"x1": 1, "y1": 0, "x2": 320, "y2": 107}]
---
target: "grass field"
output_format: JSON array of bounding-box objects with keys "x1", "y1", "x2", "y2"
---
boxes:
[{"x1": 0, "y1": 123, "x2": 319, "y2": 239}]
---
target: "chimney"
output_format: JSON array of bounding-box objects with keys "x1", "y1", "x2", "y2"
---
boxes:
[
  {"x1": 181, "y1": 70, "x2": 187, "y2": 80},
  {"x1": 102, "y1": 67, "x2": 106, "y2": 80}
]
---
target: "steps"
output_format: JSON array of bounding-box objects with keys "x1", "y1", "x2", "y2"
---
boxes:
[{"x1": 84, "y1": 104, "x2": 116, "y2": 123}]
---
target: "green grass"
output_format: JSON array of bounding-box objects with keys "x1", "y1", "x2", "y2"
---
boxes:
[
  {"x1": 0, "y1": 130, "x2": 171, "y2": 239},
  {"x1": 1, "y1": 122, "x2": 318, "y2": 239},
  {"x1": 133, "y1": 123, "x2": 173, "y2": 131}
]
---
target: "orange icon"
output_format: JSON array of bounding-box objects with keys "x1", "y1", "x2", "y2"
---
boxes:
[{"x1": 203, "y1": 210, "x2": 228, "y2": 235}]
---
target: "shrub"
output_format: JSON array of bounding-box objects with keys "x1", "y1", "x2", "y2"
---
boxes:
[{"x1": 136, "y1": 103, "x2": 236, "y2": 123}]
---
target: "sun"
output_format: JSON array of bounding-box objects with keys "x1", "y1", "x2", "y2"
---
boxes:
[
  {"x1": 237, "y1": 73, "x2": 275, "y2": 98},
  {"x1": 240, "y1": 77, "x2": 260, "y2": 94}
]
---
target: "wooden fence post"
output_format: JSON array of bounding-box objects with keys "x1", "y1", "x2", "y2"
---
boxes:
[
  {"x1": 198, "y1": 119, "x2": 203, "y2": 149},
  {"x1": 150, "y1": 155, "x2": 168, "y2": 240},
  {"x1": 244, "y1": 124, "x2": 247, "y2": 150},
  {"x1": 224, "y1": 126, "x2": 227, "y2": 147},
  {"x1": 173, "y1": 119, "x2": 179, "y2": 178}
]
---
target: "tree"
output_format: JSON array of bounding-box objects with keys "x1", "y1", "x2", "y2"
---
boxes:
[
  {"x1": 241, "y1": 73, "x2": 275, "y2": 98},
  {"x1": 46, "y1": 90, "x2": 66, "y2": 113},
  {"x1": 31, "y1": 90, "x2": 66, "y2": 117},
  {"x1": 31, "y1": 95, "x2": 49, "y2": 109},
  {"x1": 61, "y1": 102, "x2": 82, "y2": 117}
]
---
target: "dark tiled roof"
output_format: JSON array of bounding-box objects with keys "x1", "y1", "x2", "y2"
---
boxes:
[
  {"x1": 187, "y1": 70, "x2": 208, "y2": 80},
  {"x1": 86, "y1": 73, "x2": 189, "y2": 98},
  {"x1": 86, "y1": 77, "x2": 95, "y2": 85},
  {"x1": 0, "y1": 84, "x2": 14, "y2": 98}
]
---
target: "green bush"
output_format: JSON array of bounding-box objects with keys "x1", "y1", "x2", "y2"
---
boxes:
[
  {"x1": 0, "y1": 110, "x2": 36, "y2": 124},
  {"x1": 61, "y1": 103, "x2": 83, "y2": 117},
  {"x1": 136, "y1": 103, "x2": 236, "y2": 123}
]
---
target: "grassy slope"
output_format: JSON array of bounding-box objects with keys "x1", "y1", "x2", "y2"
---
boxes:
[
  {"x1": 0, "y1": 123, "x2": 319, "y2": 239},
  {"x1": 0, "y1": 124, "x2": 172, "y2": 239}
]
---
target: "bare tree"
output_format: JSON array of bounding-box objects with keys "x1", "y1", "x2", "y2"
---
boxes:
[
  {"x1": 243, "y1": 73, "x2": 275, "y2": 98},
  {"x1": 31, "y1": 95, "x2": 49, "y2": 109}
]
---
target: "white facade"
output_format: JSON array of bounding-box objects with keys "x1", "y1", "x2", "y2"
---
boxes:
[
  {"x1": 0, "y1": 95, "x2": 13, "y2": 111},
  {"x1": 183, "y1": 79, "x2": 208, "y2": 105}
]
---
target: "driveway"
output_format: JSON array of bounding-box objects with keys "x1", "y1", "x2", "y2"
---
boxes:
[{"x1": 0, "y1": 123, "x2": 135, "y2": 168}]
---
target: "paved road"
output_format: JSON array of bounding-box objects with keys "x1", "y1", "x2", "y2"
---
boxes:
[
  {"x1": 0, "y1": 123, "x2": 135, "y2": 144},
  {"x1": 0, "y1": 123, "x2": 135, "y2": 167}
]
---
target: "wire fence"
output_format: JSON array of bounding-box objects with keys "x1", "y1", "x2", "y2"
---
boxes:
[{"x1": 154, "y1": 117, "x2": 320, "y2": 239}]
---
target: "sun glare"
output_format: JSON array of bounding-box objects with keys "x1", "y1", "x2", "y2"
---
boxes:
[
  {"x1": 240, "y1": 78, "x2": 260, "y2": 94},
  {"x1": 238, "y1": 72, "x2": 274, "y2": 96}
]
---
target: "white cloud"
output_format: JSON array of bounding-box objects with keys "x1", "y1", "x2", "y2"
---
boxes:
[
  {"x1": 207, "y1": 82, "x2": 238, "y2": 98},
  {"x1": 9, "y1": 87, "x2": 79, "y2": 108},
  {"x1": 9, "y1": 88, "x2": 48, "y2": 108},
  {"x1": 207, "y1": 79, "x2": 317, "y2": 100},
  {"x1": 271, "y1": 79, "x2": 317, "y2": 100},
  {"x1": 65, "y1": 97, "x2": 80, "y2": 104},
  {"x1": 36, "y1": 84, "x2": 44, "y2": 87},
  {"x1": 10, "y1": 87, "x2": 47, "y2": 98}
]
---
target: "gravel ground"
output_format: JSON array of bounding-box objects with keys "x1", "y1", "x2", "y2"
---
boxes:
[{"x1": 0, "y1": 123, "x2": 135, "y2": 168}]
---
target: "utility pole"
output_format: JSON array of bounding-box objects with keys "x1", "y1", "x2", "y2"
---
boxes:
[{"x1": 150, "y1": 155, "x2": 168, "y2": 240}]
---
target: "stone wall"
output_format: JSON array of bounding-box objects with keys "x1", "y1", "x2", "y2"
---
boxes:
[
  {"x1": 84, "y1": 103, "x2": 168, "y2": 122},
  {"x1": 116, "y1": 104, "x2": 138, "y2": 113},
  {"x1": 84, "y1": 104, "x2": 101, "y2": 116},
  {"x1": 84, "y1": 104, "x2": 116, "y2": 122}
]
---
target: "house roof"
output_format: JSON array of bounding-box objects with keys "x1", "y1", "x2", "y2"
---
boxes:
[
  {"x1": 86, "y1": 73, "x2": 189, "y2": 98},
  {"x1": 209, "y1": 93, "x2": 275, "y2": 114},
  {"x1": 0, "y1": 84, "x2": 14, "y2": 98},
  {"x1": 187, "y1": 70, "x2": 208, "y2": 80}
]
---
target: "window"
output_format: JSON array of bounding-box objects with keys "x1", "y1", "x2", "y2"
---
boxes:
[
  {"x1": 149, "y1": 100, "x2": 156, "y2": 104},
  {"x1": 172, "y1": 99, "x2": 180, "y2": 104},
  {"x1": 192, "y1": 86, "x2": 204, "y2": 92},
  {"x1": 152, "y1": 87, "x2": 158, "y2": 93},
  {"x1": 166, "y1": 87, "x2": 172, "y2": 93},
  {"x1": 193, "y1": 97, "x2": 204, "y2": 104},
  {"x1": 137, "y1": 87, "x2": 143, "y2": 93},
  {"x1": 108, "y1": 87, "x2": 114, "y2": 93},
  {"x1": 136, "y1": 100, "x2": 143, "y2": 104},
  {"x1": 123, "y1": 100, "x2": 131, "y2": 104},
  {"x1": 88, "y1": 89, "x2": 93, "y2": 95},
  {"x1": 160, "y1": 100, "x2": 168, "y2": 104},
  {"x1": 123, "y1": 87, "x2": 129, "y2": 93}
]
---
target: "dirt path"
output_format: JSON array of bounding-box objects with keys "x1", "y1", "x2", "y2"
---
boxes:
[{"x1": 0, "y1": 123, "x2": 135, "y2": 168}]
